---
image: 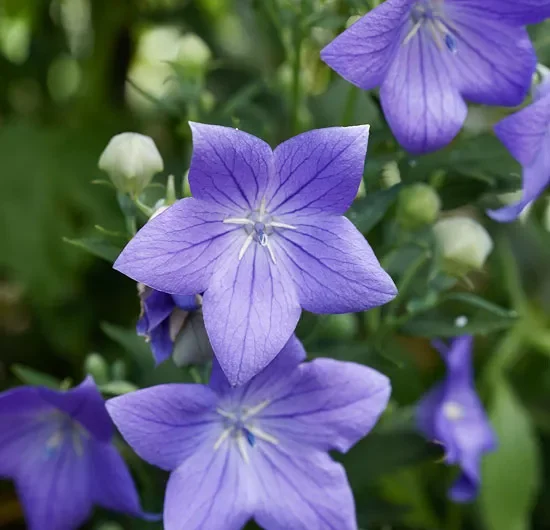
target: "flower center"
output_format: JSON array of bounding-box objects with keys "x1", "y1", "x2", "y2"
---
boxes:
[
  {"x1": 213, "y1": 400, "x2": 278, "y2": 463},
  {"x1": 44, "y1": 413, "x2": 89, "y2": 458},
  {"x1": 442, "y1": 401, "x2": 465, "y2": 421},
  {"x1": 223, "y1": 198, "x2": 297, "y2": 264},
  {"x1": 404, "y1": 0, "x2": 457, "y2": 54}
]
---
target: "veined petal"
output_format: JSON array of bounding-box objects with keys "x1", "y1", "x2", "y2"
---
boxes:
[
  {"x1": 139, "y1": 289, "x2": 175, "y2": 332},
  {"x1": 253, "y1": 446, "x2": 357, "y2": 530},
  {"x1": 488, "y1": 136, "x2": 550, "y2": 222},
  {"x1": 15, "y1": 435, "x2": 93, "y2": 530},
  {"x1": 447, "y1": 6, "x2": 536, "y2": 106},
  {"x1": 114, "y1": 198, "x2": 240, "y2": 295},
  {"x1": 448, "y1": 0, "x2": 550, "y2": 25},
  {"x1": 493, "y1": 95, "x2": 550, "y2": 166},
  {"x1": 380, "y1": 31, "x2": 467, "y2": 154},
  {"x1": 37, "y1": 376, "x2": 113, "y2": 442},
  {"x1": 106, "y1": 384, "x2": 219, "y2": 471},
  {"x1": 203, "y1": 243, "x2": 301, "y2": 386},
  {"x1": 267, "y1": 126, "x2": 370, "y2": 216},
  {"x1": 188, "y1": 122, "x2": 273, "y2": 213},
  {"x1": 276, "y1": 215, "x2": 396, "y2": 314},
  {"x1": 89, "y1": 441, "x2": 153, "y2": 519},
  {"x1": 259, "y1": 358, "x2": 391, "y2": 453},
  {"x1": 149, "y1": 318, "x2": 175, "y2": 364},
  {"x1": 164, "y1": 444, "x2": 255, "y2": 530},
  {"x1": 320, "y1": 0, "x2": 411, "y2": 90}
]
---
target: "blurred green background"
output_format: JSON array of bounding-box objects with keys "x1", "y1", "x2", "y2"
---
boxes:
[{"x1": 1, "y1": 1, "x2": 550, "y2": 529}]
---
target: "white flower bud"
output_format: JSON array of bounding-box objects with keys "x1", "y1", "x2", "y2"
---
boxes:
[
  {"x1": 98, "y1": 132, "x2": 163, "y2": 197},
  {"x1": 176, "y1": 34, "x2": 212, "y2": 72},
  {"x1": 434, "y1": 217, "x2": 493, "y2": 274}
]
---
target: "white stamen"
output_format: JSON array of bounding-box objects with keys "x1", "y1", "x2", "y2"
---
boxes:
[
  {"x1": 216, "y1": 408, "x2": 237, "y2": 420},
  {"x1": 242, "y1": 400, "x2": 271, "y2": 420},
  {"x1": 236, "y1": 432, "x2": 250, "y2": 464},
  {"x1": 266, "y1": 239, "x2": 277, "y2": 264},
  {"x1": 238, "y1": 233, "x2": 254, "y2": 260},
  {"x1": 223, "y1": 217, "x2": 254, "y2": 226},
  {"x1": 46, "y1": 431, "x2": 63, "y2": 451},
  {"x1": 428, "y1": 20, "x2": 444, "y2": 50},
  {"x1": 247, "y1": 425, "x2": 279, "y2": 445},
  {"x1": 403, "y1": 20, "x2": 422, "y2": 45},
  {"x1": 259, "y1": 197, "x2": 267, "y2": 217},
  {"x1": 213, "y1": 427, "x2": 232, "y2": 451},
  {"x1": 442, "y1": 401, "x2": 464, "y2": 421},
  {"x1": 270, "y1": 221, "x2": 297, "y2": 230}
]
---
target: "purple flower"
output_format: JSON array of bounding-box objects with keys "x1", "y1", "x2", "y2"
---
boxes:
[
  {"x1": 0, "y1": 376, "x2": 152, "y2": 530},
  {"x1": 417, "y1": 336, "x2": 497, "y2": 502},
  {"x1": 321, "y1": 0, "x2": 542, "y2": 154},
  {"x1": 114, "y1": 123, "x2": 396, "y2": 386},
  {"x1": 137, "y1": 284, "x2": 207, "y2": 365},
  {"x1": 107, "y1": 336, "x2": 391, "y2": 530},
  {"x1": 487, "y1": 77, "x2": 550, "y2": 222}
]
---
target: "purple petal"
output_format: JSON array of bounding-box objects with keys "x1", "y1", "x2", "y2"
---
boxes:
[
  {"x1": 416, "y1": 384, "x2": 445, "y2": 441},
  {"x1": 449, "y1": 470, "x2": 479, "y2": 503},
  {"x1": 106, "y1": 384, "x2": 219, "y2": 471},
  {"x1": 203, "y1": 243, "x2": 301, "y2": 386},
  {"x1": 188, "y1": 122, "x2": 273, "y2": 213},
  {"x1": 37, "y1": 376, "x2": 113, "y2": 442},
  {"x1": 258, "y1": 358, "x2": 391, "y2": 453},
  {"x1": 89, "y1": 440, "x2": 153, "y2": 518},
  {"x1": 448, "y1": 6, "x2": 536, "y2": 106},
  {"x1": 253, "y1": 447, "x2": 357, "y2": 530},
  {"x1": 209, "y1": 335, "x2": 307, "y2": 395},
  {"x1": 320, "y1": 0, "x2": 411, "y2": 90},
  {"x1": 534, "y1": 77, "x2": 550, "y2": 101},
  {"x1": 114, "y1": 198, "x2": 239, "y2": 295},
  {"x1": 149, "y1": 318, "x2": 175, "y2": 364},
  {"x1": 276, "y1": 215, "x2": 396, "y2": 313},
  {"x1": 164, "y1": 445, "x2": 254, "y2": 530},
  {"x1": 267, "y1": 126, "x2": 370, "y2": 216},
  {"x1": 380, "y1": 31, "x2": 468, "y2": 154},
  {"x1": 448, "y1": 0, "x2": 550, "y2": 24},
  {"x1": 493, "y1": 92, "x2": 550, "y2": 166},
  {"x1": 15, "y1": 436, "x2": 93, "y2": 530},
  {"x1": 172, "y1": 293, "x2": 200, "y2": 310},
  {"x1": 487, "y1": 138, "x2": 550, "y2": 222},
  {"x1": 139, "y1": 289, "x2": 175, "y2": 333}
]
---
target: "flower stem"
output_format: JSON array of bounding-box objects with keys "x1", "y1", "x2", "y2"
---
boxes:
[
  {"x1": 445, "y1": 501, "x2": 462, "y2": 530},
  {"x1": 342, "y1": 85, "x2": 359, "y2": 126},
  {"x1": 291, "y1": 13, "x2": 304, "y2": 134}
]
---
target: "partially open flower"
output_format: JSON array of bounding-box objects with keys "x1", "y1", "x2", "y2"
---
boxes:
[
  {"x1": 434, "y1": 217, "x2": 493, "y2": 275},
  {"x1": 98, "y1": 133, "x2": 164, "y2": 197}
]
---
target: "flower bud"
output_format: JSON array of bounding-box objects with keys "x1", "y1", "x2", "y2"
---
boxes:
[
  {"x1": 434, "y1": 217, "x2": 493, "y2": 274},
  {"x1": 84, "y1": 353, "x2": 109, "y2": 385},
  {"x1": 176, "y1": 34, "x2": 212, "y2": 73},
  {"x1": 98, "y1": 132, "x2": 164, "y2": 197},
  {"x1": 397, "y1": 183, "x2": 441, "y2": 230}
]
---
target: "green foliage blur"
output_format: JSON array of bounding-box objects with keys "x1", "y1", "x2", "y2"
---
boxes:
[{"x1": 1, "y1": 1, "x2": 550, "y2": 529}]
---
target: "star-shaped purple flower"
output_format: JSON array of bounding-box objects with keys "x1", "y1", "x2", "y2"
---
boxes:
[
  {"x1": 0, "y1": 376, "x2": 153, "y2": 530},
  {"x1": 137, "y1": 284, "x2": 204, "y2": 364},
  {"x1": 321, "y1": 0, "x2": 546, "y2": 154},
  {"x1": 488, "y1": 77, "x2": 550, "y2": 222},
  {"x1": 107, "y1": 336, "x2": 391, "y2": 530},
  {"x1": 114, "y1": 123, "x2": 397, "y2": 386},
  {"x1": 417, "y1": 336, "x2": 497, "y2": 502}
]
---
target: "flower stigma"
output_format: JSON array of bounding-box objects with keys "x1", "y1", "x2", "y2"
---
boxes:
[
  {"x1": 213, "y1": 399, "x2": 278, "y2": 464},
  {"x1": 223, "y1": 198, "x2": 297, "y2": 264}
]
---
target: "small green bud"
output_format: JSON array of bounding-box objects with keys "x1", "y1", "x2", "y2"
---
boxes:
[
  {"x1": 110, "y1": 359, "x2": 127, "y2": 381},
  {"x1": 381, "y1": 161, "x2": 401, "y2": 188},
  {"x1": 166, "y1": 174, "x2": 177, "y2": 205},
  {"x1": 397, "y1": 183, "x2": 441, "y2": 230},
  {"x1": 84, "y1": 353, "x2": 109, "y2": 385},
  {"x1": 176, "y1": 34, "x2": 212, "y2": 73},
  {"x1": 434, "y1": 217, "x2": 493, "y2": 275},
  {"x1": 544, "y1": 200, "x2": 550, "y2": 232},
  {"x1": 98, "y1": 132, "x2": 164, "y2": 197}
]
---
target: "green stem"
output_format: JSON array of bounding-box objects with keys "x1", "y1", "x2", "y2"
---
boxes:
[
  {"x1": 445, "y1": 501, "x2": 462, "y2": 530},
  {"x1": 134, "y1": 197, "x2": 154, "y2": 218},
  {"x1": 291, "y1": 14, "x2": 304, "y2": 134},
  {"x1": 342, "y1": 85, "x2": 359, "y2": 126}
]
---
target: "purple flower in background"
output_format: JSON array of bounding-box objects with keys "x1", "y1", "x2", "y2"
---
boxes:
[
  {"x1": 487, "y1": 77, "x2": 550, "y2": 222},
  {"x1": 0, "y1": 376, "x2": 152, "y2": 530},
  {"x1": 417, "y1": 336, "x2": 497, "y2": 502},
  {"x1": 137, "y1": 284, "x2": 208, "y2": 365},
  {"x1": 114, "y1": 123, "x2": 396, "y2": 386},
  {"x1": 321, "y1": 0, "x2": 543, "y2": 154},
  {"x1": 107, "y1": 336, "x2": 391, "y2": 530}
]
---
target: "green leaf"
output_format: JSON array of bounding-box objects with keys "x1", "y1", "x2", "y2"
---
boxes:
[
  {"x1": 100, "y1": 381, "x2": 139, "y2": 395},
  {"x1": 347, "y1": 184, "x2": 401, "y2": 233},
  {"x1": 480, "y1": 381, "x2": 541, "y2": 530},
  {"x1": 63, "y1": 236, "x2": 122, "y2": 263},
  {"x1": 12, "y1": 364, "x2": 60, "y2": 388},
  {"x1": 402, "y1": 294, "x2": 517, "y2": 337}
]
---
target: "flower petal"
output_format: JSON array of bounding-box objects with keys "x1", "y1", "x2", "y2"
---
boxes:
[
  {"x1": 89, "y1": 441, "x2": 154, "y2": 518},
  {"x1": 487, "y1": 137, "x2": 550, "y2": 222},
  {"x1": 259, "y1": 358, "x2": 391, "y2": 453},
  {"x1": 253, "y1": 447, "x2": 357, "y2": 530},
  {"x1": 449, "y1": 0, "x2": 550, "y2": 24},
  {"x1": 267, "y1": 126, "x2": 370, "y2": 216},
  {"x1": 106, "y1": 384, "x2": 219, "y2": 471},
  {"x1": 149, "y1": 318, "x2": 174, "y2": 364},
  {"x1": 164, "y1": 444, "x2": 254, "y2": 530},
  {"x1": 38, "y1": 376, "x2": 113, "y2": 442},
  {"x1": 320, "y1": 0, "x2": 410, "y2": 90},
  {"x1": 138, "y1": 289, "x2": 175, "y2": 333},
  {"x1": 448, "y1": 6, "x2": 536, "y2": 106},
  {"x1": 114, "y1": 198, "x2": 239, "y2": 295},
  {"x1": 188, "y1": 122, "x2": 273, "y2": 212},
  {"x1": 276, "y1": 215, "x2": 396, "y2": 313},
  {"x1": 15, "y1": 436, "x2": 93, "y2": 530},
  {"x1": 380, "y1": 32, "x2": 467, "y2": 154},
  {"x1": 203, "y1": 243, "x2": 301, "y2": 386}
]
